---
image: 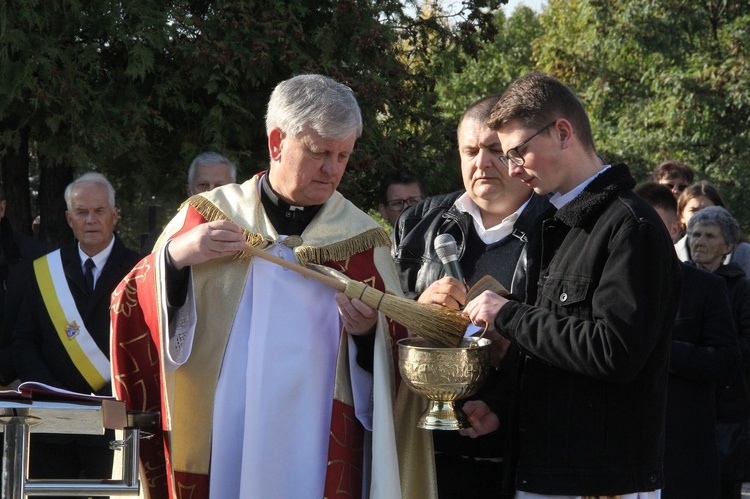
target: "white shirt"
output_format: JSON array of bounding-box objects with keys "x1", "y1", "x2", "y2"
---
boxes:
[
  {"x1": 77, "y1": 236, "x2": 115, "y2": 288},
  {"x1": 454, "y1": 192, "x2": 532, "y2": 244}
]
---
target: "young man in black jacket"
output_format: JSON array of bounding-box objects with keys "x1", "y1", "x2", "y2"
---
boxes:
[{"x1": 463, "y1": 73, "x2": 682, "y2": 498}]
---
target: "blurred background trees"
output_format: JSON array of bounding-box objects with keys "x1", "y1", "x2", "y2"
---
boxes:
[
  {"x1": 533, "y1": 0, "x2": 750, "y2": 225},
  {"x1": 1, "y1": 0, "x2": 748, "y2": 248}
]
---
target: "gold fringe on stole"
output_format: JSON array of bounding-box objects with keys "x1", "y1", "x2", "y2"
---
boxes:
[
  {"x1": 185, "y1": 196, "x2": 270, "y2": 255},
  {"x1": 184, "y1": 195, "x2": 392, "y2": 266},
  {"x1": 294, "y1": 227, "x2": 391, "y2": 267},
  {"x1": 182, "y1": 195, "x2": 226, "y2": 223}
]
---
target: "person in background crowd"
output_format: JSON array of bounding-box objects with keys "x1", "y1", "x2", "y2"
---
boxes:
[
  {"x1": 636, "y1": 182, "x2": 740, "y2": 499},
  {"x1": 686, "y1": 206, "x2": 750, "y2": 499},
  {"x1": 141, "y1": 151, "x2": 239, "y2": 255},
  {"x1": 392, "y1": 94, "x2": 551, "y2": 498},
  {"x1": 186, "y1": 151, "x2": 237, "y2": 196},
  {"x1": 0, "y1": 184, "x2": 49, "y2": 387},
  {"x1": 675, "y1": 181, "x2": 750, "y2": 275},
  {"x1": 109, "y1": 74, "x2": 433, "y2": 499},
  {"x1": 653, "y1": 160, "x2": 695, "y2": 200},
  {"x1": 462, "y1": 72, "x2": 682, "y2": 498},
  {"x1": 13, "y1": 172, "x2": 140, "y2": 497},
  {"x1": 378, "y1": 170, "x2": 427, "y2": 226}
]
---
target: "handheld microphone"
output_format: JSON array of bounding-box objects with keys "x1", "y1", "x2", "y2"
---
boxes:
[{"x1": 434, "y1": 234, "x2": 466, "y2": 285}]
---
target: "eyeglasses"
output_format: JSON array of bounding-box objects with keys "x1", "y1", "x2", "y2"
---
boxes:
[
  {"x1": 664, "y1": 183, "x2": 689, "y2": 193},
  {"x1": 385, "y1": 196, "x2": 425, "y2": 212},
  {"x1": 499, "y1": 121, "x2": 557, "y2": 168}
]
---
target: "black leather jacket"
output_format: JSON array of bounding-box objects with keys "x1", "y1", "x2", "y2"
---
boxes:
[
  {"x1": 392, "y1": 191, "x2": 552, "y2": 301},
  {"x1": 392, "y1": 190, "x2": 552, "y2": 463}
]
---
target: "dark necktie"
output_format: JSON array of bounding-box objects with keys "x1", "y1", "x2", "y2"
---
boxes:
[{"x1": 84, "y1": 258, "x2": 95, "y2": 292}]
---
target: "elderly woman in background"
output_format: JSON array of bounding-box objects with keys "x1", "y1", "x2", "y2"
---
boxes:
[
  {"x1": 677, "y1": 182, "x2": 750, "y2": 274},
  {"x1": 688, "y1": 206, "x2": 750, "y2": 499}
]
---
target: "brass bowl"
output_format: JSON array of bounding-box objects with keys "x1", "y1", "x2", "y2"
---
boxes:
[{"x1": 398, "y1": 336, "x2": 491, "y2": 430}]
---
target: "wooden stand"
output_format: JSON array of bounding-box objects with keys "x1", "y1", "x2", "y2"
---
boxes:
[{"x1": 1, "y1": 399, "x2": 156, "y2": 498}]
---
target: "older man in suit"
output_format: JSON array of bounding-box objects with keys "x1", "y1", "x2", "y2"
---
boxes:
[{"x1": 13, "y1": 172, "x2": 140, "y2": 494}]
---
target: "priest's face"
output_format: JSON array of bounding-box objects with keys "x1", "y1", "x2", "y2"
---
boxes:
[{"x1": 267, "y1": 127, "x2": 357, "y2": 206}]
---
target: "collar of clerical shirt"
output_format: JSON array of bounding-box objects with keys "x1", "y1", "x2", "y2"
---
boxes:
[{"x1": 260, "y1": 174, "x2": 322, "y2": 236}]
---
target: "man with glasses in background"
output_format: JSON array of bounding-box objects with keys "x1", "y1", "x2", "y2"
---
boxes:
[
  {"x1": 462, "y1": 72, "x2": 682, "y2": 498},
  {"x1": 378, "y1": 171, "x2": 427, "y2": 226}
]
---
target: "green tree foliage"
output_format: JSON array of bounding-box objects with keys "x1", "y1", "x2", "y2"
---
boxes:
[
  {"x1": 0, "y1": 0, "x2": 502, "y2": 248},
  {"x1": 534, "y1": 0, "x2": 750, "y2": 230},
  {"x1": 435, "y1": 6, "x2": 543, "y2": 122},
  {"x1": 428, "y1": 6, "x2": 543, "y2": 194}
]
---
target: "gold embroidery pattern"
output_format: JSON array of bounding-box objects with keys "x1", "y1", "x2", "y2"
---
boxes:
[
  {"x1": 175, "y1": 481, "x2": 198, "y2": 499},
  {"x1": 113, "y1": 332, "x2": 160, "y2": 412},
  {"x1": 143, "y1": 459, "x2": 167, "y2": 489},
  {"x1": 111, "y1": 260, "x2": 151, "y2": 318},
  {"x1": 328, "y1": 410, "x2": 364, "y2": 496}
]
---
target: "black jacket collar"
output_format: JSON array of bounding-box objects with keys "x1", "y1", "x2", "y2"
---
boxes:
[{"x1": 555, "y1": 163, "x2": 636, "y2": 228}]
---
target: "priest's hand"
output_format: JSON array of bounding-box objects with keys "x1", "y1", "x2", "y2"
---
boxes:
[
  {"x1": 335, "y1": 293, "x2": 377, "y2": 336},
  {"x1": 417, "y1": 276, "x2": 468, "y2": 310},
  {"x1": 458, "y1": 400, "x2": 499, "y2": 438},
  {"x1": 167, "y1": 221, "x2": 247, "y2": 270}
]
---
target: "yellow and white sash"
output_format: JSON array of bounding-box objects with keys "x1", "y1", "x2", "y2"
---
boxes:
[{"x1": 33, "y1": 250, "x2": 110, "y2": 392}]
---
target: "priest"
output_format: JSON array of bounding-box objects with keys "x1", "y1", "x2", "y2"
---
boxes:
[{"x1": 110, "y1": 74, "x2": 433, "y2": 499}]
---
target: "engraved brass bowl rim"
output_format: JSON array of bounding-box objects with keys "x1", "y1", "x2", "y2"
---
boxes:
[
  {"x1": 397, "y1": 336, "x2": 492, "y2": 398},
  {"x1": 397, "y1": 336, "x2": 491, "y2": 351}
]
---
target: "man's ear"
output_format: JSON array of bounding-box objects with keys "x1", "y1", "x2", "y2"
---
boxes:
[
  {"x1": 269, "y1": 128, "x2": 284, "y2": 161},
  {"x1": 554, "y1": 119, "x2": 574, "y2": 149}
]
